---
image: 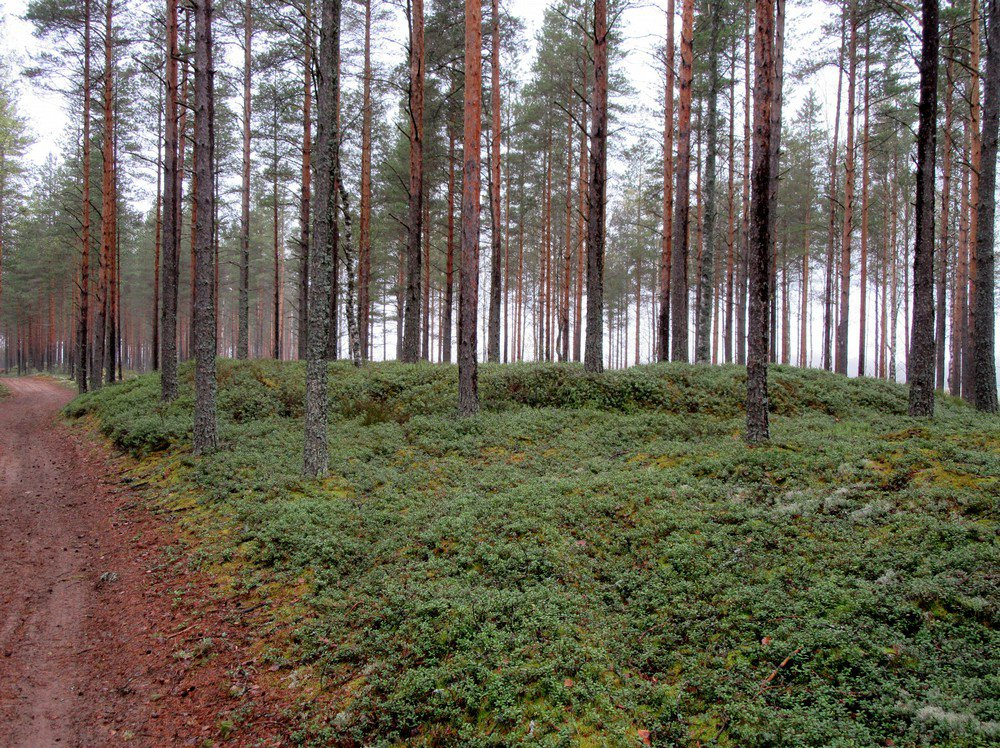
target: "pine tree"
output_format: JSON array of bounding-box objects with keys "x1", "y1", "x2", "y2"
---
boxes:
[
  {"x1": 908, "y1": 0, "x2": 940, "y2": 417},
  {"x1": 458, "y1": 0, "x2": 482, "y2": 415}
]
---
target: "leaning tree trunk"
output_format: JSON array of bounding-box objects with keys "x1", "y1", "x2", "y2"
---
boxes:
[
  {"x1": 670, "y1": 0, "x2": 694, "y2": 362},
  {"x1": 972, "y1": 0, "x2": 999, "y2": 412},
  {"x1": 584, "y1": 0, "x2": 609, "y2": 373},
  {"x1": 908, "y1": 0, "x2": 940, "y2": 417},
  {"x1": 192, "y1": 0, "x2": 217, "y2": 454},
  {"x1": 458, "y1": 0, "x2": 482, "y2": 415},
  {"x1": 402, "y1": 0, "x2": 425, "y2": 363},
  {"x1": 746, "y1": 0, "x2": 776, "y2": 444},
  {"x1": 303, "y1": 0, "x2": 340, "y2": 478}
]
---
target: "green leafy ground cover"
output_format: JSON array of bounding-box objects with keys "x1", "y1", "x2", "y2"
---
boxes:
[{"x1": 67, "y1": 362, "x2": 999, "y2": 746}]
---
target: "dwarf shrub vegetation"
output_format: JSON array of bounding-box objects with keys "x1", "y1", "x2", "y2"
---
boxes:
[{"x1": 67, "y1": 361, "x2": 999, "y2": 746}]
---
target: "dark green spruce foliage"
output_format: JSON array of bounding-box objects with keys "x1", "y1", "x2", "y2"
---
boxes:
[{"x1": 67, "y1": 362, "x2": 999, "y2": 746}]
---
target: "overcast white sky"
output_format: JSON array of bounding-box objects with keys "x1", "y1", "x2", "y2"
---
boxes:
[{"x1": 0, "y1": 0, "x2": 847, "y2": 169}]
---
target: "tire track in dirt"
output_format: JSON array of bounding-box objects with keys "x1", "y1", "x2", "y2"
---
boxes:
[{"x1": 0, "y1": 378, "x2": 291, "y2": 747}]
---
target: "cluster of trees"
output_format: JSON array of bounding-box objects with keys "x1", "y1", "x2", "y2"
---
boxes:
[{"x1": 0, "y1": 0, "x2": 997, "y2": 462}]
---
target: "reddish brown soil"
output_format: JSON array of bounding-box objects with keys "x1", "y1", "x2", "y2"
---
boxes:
[{"x1": 0, "y1": 378, "x2": 292, "y2": 747}]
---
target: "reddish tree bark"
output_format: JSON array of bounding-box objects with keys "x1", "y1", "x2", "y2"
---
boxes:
[
  {"x1": 76, "y1": 0, "x2": 93, "y2": 393},
  {"x1": 487, "y1": 0, "x2": 502, "y2": 362},
  {"x1": 746, "y1": 0, "x2": 776, "y2": 443}
]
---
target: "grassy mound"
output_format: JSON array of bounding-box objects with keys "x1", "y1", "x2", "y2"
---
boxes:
[{"x1": 68, "y1": 361, "x2": 999, "y2": 746}]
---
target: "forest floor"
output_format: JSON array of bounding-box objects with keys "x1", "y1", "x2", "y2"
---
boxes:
[
  {"x1": 58, "y1": 361, "x2": 998, "y2": 747},
  {"x1": 0, "y1": 377, "x2": 291, "y2": 747}
]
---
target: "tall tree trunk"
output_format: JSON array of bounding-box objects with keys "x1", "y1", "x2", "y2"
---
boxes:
[
  {"x1": 237, "y1": 0, "x2": 252, "y2": 360},
  {"x1": 153, "y1": 77, "x2": 163, "y2": 372},
  {"x1": 358, "y1": 0, "x2": 372, "y2": 361},
  {"x1": 105, "y1": 113, "x2": 118, "y2": 385},
  {"x1": 584, "y1": 0, "x2": 609, "y2": 372},
  {"x1": 486, "y1": 0, "x2": 502, "y2": 362},
  {"x1": 965, "y1": 0, "x2": 983, "y2": 401},
  {"x1": 325, "y1": 3, "x2": 342, "y2": 361},
  {"x1": 193, "y1": 0, "x2": 217, "y2": 453},
  {"x1": 77, "y1": 0, "x2": 92, "y2": 394},
  {"x1": 890, "y1": 175, "x2": 899, "y2": 380},
  {"x1": 161, "y1": 0, "x2": 181, "y2": 400},
  {"x1": 694, "y1": 1, "x2": 721, "y2": 363},
  {"x1": 747, "y1": 0, "x2": 776, "y2": 443},
  {"x1": 402, "y1": 0, "x2": 425, "y2": 362},
  {"x1": 908, "y1": 0, "x2": 939, "y2": 417},
  {"x1": 952, "y1": 144, "x2": 969, "y2": 395},
  {"x1": 304, "y1": 0, "x2": 340, "y2": 477},
  {"x1": 766, "y1": 0, "x2": 785, "y2": 363},
  {"x1": 937, "y1": 50, "x2": 954, "y2": 389},
  {"x1": 574, "y1": 89, "x2": 587, "y2": 362},
  {"x1": 835, "y1": 2, "x2": 857, "y2": 375},
  {"x1": 657, "y1": 0, "x2": 675, "y2": 362},
  {"x1": 562, "y1": 86, "x2": 574, "y2": 362},
  {"x1": 459, "y1": 0, "x2": 482, "y2": 414},
  {"x1": 421, "y1": 182, "x2": 430, "y2": 359},
  {"x1": 338, "y1": 182, "x2": 362, "y2": 365},
  {"x1": 297, "y1": 0, "x2": 312, "y2": 361},
  {"x1": 737, "y1": 0, "x2": 751, "y2": 365},
  {"x1": 857, "y1": 28, "x2": 870, "y2": 376},
  {"x1": 273, "y1": 129, "x2": 281, "y2": 360},
  {"x1": 799, "y1": 109, "x2": 814, "y2": 368},
  {"x1": 823, "y1": 10, "x2": 846, "y2": 371},
  {"x1": 724, "y1": 47, "x2": 737, "y2": 364},
  {"x1": 972, "y1": 0, "x2": 999, "y2": 411},
  {"x1": 92, "y1": 0, "x2": 115, "y2": 391},
  {"x1": 443, "y1": 129, "x2": 455, "y2": 362},
  {"x1": 670, "y1": 0, "x2": 694, "y2": 362}
]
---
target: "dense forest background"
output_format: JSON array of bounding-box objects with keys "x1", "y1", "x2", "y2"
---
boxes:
[{"x1": 0, "y1": 0, "x2": 997, "y2": 396}]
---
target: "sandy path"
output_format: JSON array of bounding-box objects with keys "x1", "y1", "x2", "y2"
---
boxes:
[
  {"x1": 0, "y1": 378, "x2": 290, "y2": 747},
  {"x1": 0, "y1": 377, "x2": 100, "y2": 746}
]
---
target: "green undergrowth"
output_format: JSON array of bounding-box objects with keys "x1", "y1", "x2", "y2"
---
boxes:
[{"x1": 66, "y1": 361, "x2": 999, "y2": 747}]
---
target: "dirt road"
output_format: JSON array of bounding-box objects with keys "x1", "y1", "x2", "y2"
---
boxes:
[{"x1": 0, "y1": 378, "x2": 288, "y2": 747}]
